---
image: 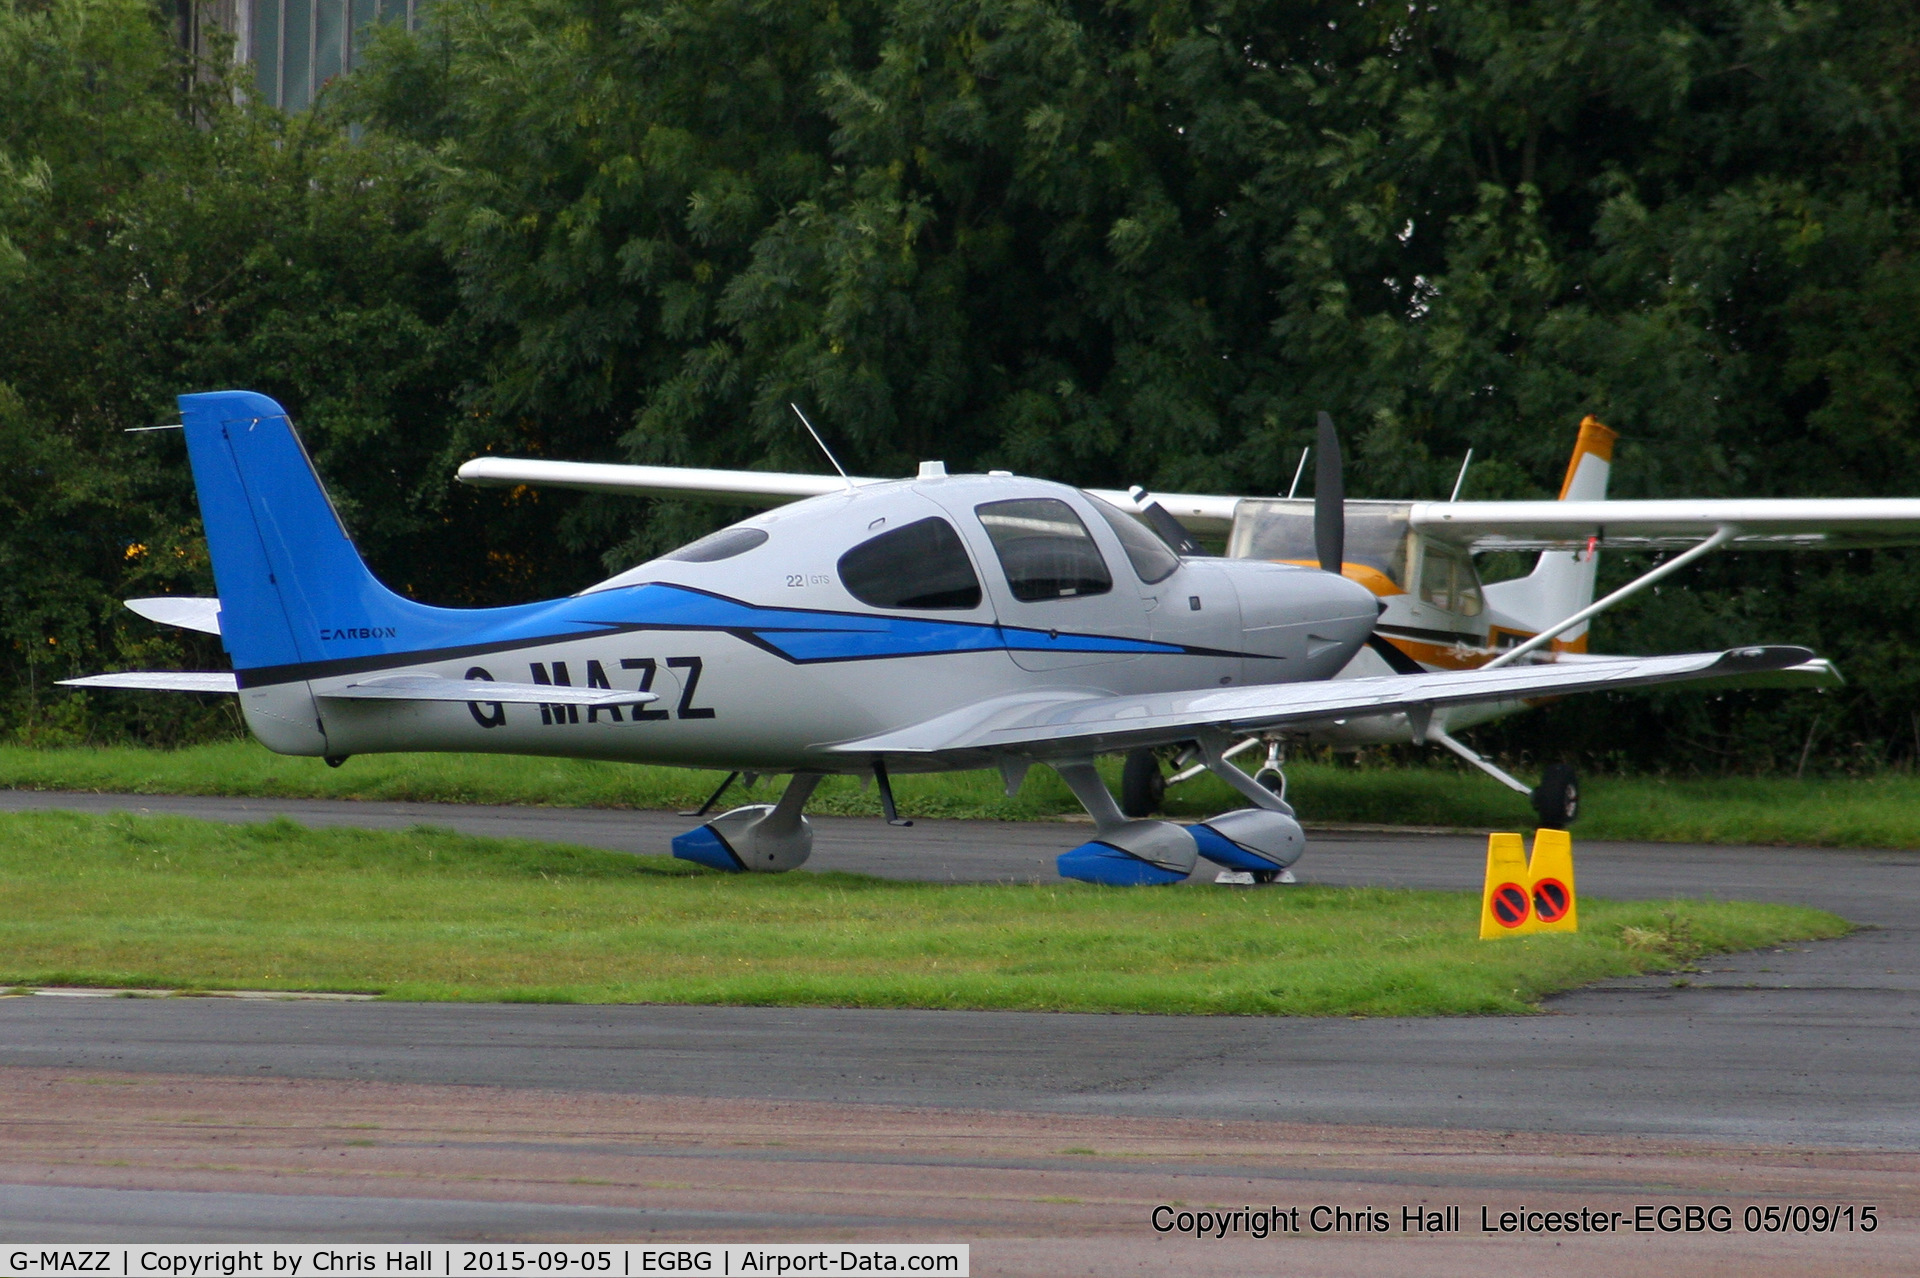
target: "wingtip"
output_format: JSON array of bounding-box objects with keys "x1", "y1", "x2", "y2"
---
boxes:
[{"x1": 1714, "y1": 645, "x2": 1817, "y2": 673}]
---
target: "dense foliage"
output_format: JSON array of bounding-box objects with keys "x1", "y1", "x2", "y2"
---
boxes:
[{"x1": 6, "y1": 0, "x2": 1920, "y2": 773}]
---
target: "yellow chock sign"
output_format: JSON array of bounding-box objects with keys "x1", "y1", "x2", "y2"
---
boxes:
[
  {"x1": 1479, "y1": 830, "x2": 1579, "y2": 939},
  {"x1": 1527, "y1": 828, "x2": 1578, "y2": 933},
  {"x1": 1479, "y1": 832, "x2": 1537, "y2": 938}
]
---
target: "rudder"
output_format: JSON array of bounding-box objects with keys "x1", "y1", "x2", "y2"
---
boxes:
[
  {"x1": 178, "y1": 390, "x2": 479, "y2": 678},
  {"x1": 1481, "y1": 415, "x2": 1616, "y2": 649}
]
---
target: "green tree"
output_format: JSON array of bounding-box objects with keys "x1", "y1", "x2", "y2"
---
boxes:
[
  {"x1": 352, "y1": 0, "x2": 1920, "y2": 772},
  {"x1": 0, "y1": 0, "x2": 515, "y2": 741}
]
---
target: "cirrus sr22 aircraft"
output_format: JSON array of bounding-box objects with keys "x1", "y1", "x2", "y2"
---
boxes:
[{"x1": 71, "y1": 390, "x2": 1916, "y2": 886}]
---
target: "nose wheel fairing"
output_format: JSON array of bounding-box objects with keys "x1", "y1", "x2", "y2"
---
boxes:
[{"x1": 1057, "y1": 824, "x2": 1199, "y2": 886}]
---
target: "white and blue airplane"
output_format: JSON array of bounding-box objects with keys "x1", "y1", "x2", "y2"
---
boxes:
[{"x1": 71, "y1": 390, "x2": 1829, "y2": 885}]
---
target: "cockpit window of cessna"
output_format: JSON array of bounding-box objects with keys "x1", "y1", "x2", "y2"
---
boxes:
[
  {"x1": 1229, "y1": 499, "x2": 1414, "y2": 597},
  {"x1": 1416, "y1": 542, "x2": 1484, "y2": 617}
]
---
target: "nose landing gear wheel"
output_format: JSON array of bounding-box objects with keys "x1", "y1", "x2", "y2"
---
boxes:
[
  {"x1": 1531, "y1": 763, "x2": 1579, "y2": 829},
  {"x1": 1120, "y1": 748, "x2": 1166, "y2": 818}
]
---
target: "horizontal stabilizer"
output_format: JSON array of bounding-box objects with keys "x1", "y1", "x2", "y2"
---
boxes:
[
  {"x1": 124, "y1": 596, "x2": 222, "y2": 635},
  {"x1": 315, "y1": 675, "x2": 659, "y2": 706},
  {"x1": 60, "y1": 671, "x2": 238, "y2": 694}
]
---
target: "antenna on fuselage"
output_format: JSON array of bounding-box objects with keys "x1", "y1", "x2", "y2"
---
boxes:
[
  {"x1": 1450, "y1": 449, "x2": 1474, "y2": 502},
  {"x1": 790, "y1": 403, "x2": 855, "y2": 492},
  {"x1": 1287, "y1": 447, "x2": 1310, "y2": 499}
]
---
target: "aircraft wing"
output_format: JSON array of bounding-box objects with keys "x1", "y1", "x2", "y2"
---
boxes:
[
  {"x1": 457, "y1": 457, "x2": 884, "y2": 506},
  {"x1": 1409, "y1": 498, "x2": 1920, "y2": 551},
  {"x1": 458, "y1": 458, "x2": 1920, "y2": 548},
  {"x1": 823, "y1": 645, "x2": 1812, "y2": 766},
  {"x1": 1549, "y1": 650, "x2": 1844, "y2": 690},
  {"x1": 455, "y1": 458, "x2": 1244, "y2": 534}
]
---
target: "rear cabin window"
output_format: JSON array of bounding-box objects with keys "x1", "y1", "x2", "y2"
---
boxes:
[
  {"x1": 975, "y1": 498, "x2": 1113, "y2": 601},
  {"x1": 837, "y1": 517, "x2": 983, "y2": 610},
  {"x1": 663, "y1": 525, "x2": 770, "y2": 563}
]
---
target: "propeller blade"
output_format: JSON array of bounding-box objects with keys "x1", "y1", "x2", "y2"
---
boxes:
[
  {"x1": 1314, "y1": 411, "x2": 1344, "y2": 574},
  {"x1": 1366, "y1": 632, "x2": 1426, "y2": 675},
  {"x1": 1128, "y1": 486, "x2": 1206, "y2": 556}
]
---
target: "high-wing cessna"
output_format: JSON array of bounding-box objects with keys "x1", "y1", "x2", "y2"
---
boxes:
[
  {"x1": 454, "y1": 414, "x2": 1866, "y2": 831},
  {"x1": 69, "y1": 390, "x2": 1903, "y2": 887}
]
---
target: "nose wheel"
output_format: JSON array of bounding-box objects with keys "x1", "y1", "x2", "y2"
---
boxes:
[
  {"x1": 1120, "y1": 748, "x2": 1167, "y2": 818},
  {"x1": 1122, "y1": 737, "x2": 1288, "y2": 817}
]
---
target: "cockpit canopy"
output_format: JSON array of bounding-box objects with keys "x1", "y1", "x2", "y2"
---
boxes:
[
  {"x1": 1229, "y1": 498, "x2": 1483, "y2": 616},
  {"x1": 1228, "y1": 499, "x2": 1414, "y2": 582}
]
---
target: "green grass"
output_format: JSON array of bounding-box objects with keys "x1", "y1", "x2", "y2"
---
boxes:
[
  {"x1": 5, "y1": 742, "x2": 1920, "y2": 848},
  {"x1": 0, "y1": 810, "x2": 1847, "y2": 1014},
  {"x1": 0, "y1": 741, "x2": 1091, "y2": 820}
]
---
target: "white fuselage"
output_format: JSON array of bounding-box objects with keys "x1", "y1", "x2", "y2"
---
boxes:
[{"x1": 251, "y1": 475, "x2": 1380, "y2": 771}]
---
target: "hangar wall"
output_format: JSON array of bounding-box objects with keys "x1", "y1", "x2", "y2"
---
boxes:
[{"x1": 178, "y1": 0, "x2": 425, "y2": 113}]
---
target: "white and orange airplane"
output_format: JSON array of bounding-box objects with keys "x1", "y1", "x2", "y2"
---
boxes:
[{"x1": 456, "y1": 415, "x2": 1866, "y2": 831}]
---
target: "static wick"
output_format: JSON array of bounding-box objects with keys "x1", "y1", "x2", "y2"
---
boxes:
[
  {"x1": 125, "y1": 424, "x2": 184, "y2": 433},
  {"x1": 790, "y1": 403, "x2": 855, "y2": 491}
]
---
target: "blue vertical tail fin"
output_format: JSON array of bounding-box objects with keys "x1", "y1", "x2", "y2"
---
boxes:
[{"x1": 178, "y1": 390, "x2": 472, "y2": 676}]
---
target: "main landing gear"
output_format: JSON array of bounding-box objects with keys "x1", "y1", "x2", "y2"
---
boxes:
[
  {"x1": 1531, "y1": 762, "x2": 1580, "y2": 829},
  {"x1": 1056, "y1": 741, "x2": 1306, "y2": 887},
  {"x1": 669, "y1": 753, "x2": 1313, "y2": 887},
  {"x1": 1428, "y1": 725, "x2": 1579, "y2": 830},
  {"x1": 1121, "y1": 737, "x2": 1286, "y2": 818}
]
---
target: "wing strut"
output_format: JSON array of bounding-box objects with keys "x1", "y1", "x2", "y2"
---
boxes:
[
  {"x1": 1485, "y1": 525, "x2": 1737, "y2": 669},
  {"x1": 1429, "y1": 724, "x2": 1532, "y2": 796}
]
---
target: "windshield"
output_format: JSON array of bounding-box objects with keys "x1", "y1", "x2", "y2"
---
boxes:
[
  {"x1": 1227, "y1": 498, "x2": 1412, "y2": 586},
  {"x1": 1083, "y1": 492, "x2": 1180, "y2": 584}
]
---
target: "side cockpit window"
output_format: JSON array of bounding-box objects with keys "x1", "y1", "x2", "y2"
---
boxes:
[
  {"x1": 1418, "y1": 543, "x2": 1484, "y2": 616},
  {"x1": 976, "y1": 498, "x2": 1113, "y2": 601},
  {"x1": 838, "y1": 517, "x2": 983, "y2": 610}
]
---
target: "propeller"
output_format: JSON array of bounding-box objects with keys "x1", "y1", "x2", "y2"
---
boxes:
[
  {"x1": 1313, "y1": 410, "x2": 1344, "y2": 574},
  {"x1": 1314, "y1": 410, "x2": 1423, "y2": 675},
  {"x1": 1127, "y1": 486, "x2": 1207, "y2": 556}
]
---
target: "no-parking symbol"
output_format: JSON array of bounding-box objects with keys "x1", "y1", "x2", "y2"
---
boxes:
[
  {"x1": 1532, "y1": 877, "x2": 1572, "y2": 924},
  {"x1": 1491, "y1": 882, "x2": 1531, "y2": 930}
]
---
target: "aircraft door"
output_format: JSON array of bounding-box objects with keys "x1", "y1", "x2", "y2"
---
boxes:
[
  {"x1": 961, "y1": 493, "x2": 1153, "y2": 672},
  {"x1": 1141, "y1": 559, "x2": 1246, "y2": 684}
]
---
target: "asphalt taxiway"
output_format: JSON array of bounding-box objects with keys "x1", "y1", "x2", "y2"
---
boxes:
[
  {"x1": 1, "y1": 789, "x2": 1916, "y2": 1250},
  {"x1": 2, "y1": 787, "x2": 1915, "y2": 1142}
]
